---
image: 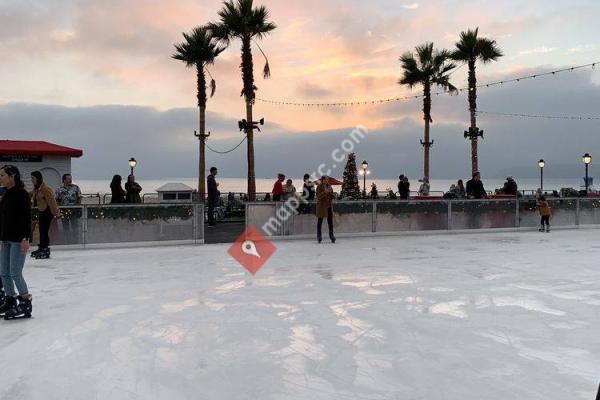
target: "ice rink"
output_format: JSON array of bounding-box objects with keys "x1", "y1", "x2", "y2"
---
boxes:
[{"x1": 1, "y1": 229, "x2": 599, "y2": 399}]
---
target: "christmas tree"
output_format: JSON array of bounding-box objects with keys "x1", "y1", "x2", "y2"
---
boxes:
[{"x1": 340, "y1": 153, "x2": 361, "y2": 199}]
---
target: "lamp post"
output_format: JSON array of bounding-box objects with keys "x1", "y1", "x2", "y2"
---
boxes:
[
  {"x1": 538, "y1": 159, "x2": 545, "y2": 192},
  {"x1": 583, "y1": 153, "x2": 592, "y2": 194},
  {"x1": 128, "y1": 157, "x2": 137, "y2": 176},
  {"x1": 360, "y1": 160, "x2": 369, "y2": 196}
]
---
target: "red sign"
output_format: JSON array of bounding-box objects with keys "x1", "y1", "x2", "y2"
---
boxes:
[{"x1": 228, "y1": 225, "x2": 276, "y2": 275}]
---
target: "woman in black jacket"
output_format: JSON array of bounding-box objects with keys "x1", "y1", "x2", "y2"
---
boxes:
[
  {"x1": 124, "y1": 174, "x2": 142, "y2": 204},
  {"x1": 110, "y1": 175, "x2": 126, "y2": 204},
  {"x1": 0, "y1": 165, "x2": 33, "y2": 319}
]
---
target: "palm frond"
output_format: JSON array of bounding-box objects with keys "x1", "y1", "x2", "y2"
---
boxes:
[
  {"x1": 253, "y1": 39, "x2": 271, "y2": 79},
  {"x1": 206, "y1": 68, "x2": 217, "y2": 97}
]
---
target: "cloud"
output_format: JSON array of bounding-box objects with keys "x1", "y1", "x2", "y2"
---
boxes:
[
  {"x1": 401, "y1": 3, "x2": 419, "y2": 10},
  {"x1": 519, "y1": 47, "x2": 557, "y2": 55},
  {"x1": 295, "y1": 82, "x2": 335, "y2": 98},
  {"x1": 1, "y1": 65, "x2": 599, "y2": 183},
  {"x1": 568, "y1": 44, "x2": 597, "y2": 53}
]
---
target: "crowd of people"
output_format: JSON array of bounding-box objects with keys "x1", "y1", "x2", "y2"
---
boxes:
[{"x1": 258, "y1": 170, "x2": 555, "y2": 241}]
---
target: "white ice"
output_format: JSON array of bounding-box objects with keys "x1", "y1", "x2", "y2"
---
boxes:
[{"x1": 1, "y1": 229, "x2": 599, "y2": 400}]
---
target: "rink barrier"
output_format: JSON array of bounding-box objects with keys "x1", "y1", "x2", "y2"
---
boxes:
[
  {"x1": 246, "y1": 198, "x2": 600, "y2": 238},
  {"x1": 32, "y1": 204, "x2": 205, "y2": 248}
]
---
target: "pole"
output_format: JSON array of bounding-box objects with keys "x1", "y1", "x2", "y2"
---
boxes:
[
  {"x1": 540, "y1": 167, "x2": 543, "y2": 192},
  {"x1": 585, "y1": 164, "x2": 589, "y2": 194},
  {"x1": 363, "y1": 173, "x2": 366, "y2": 195},
  {"x1": 130, "y1": 166, "x2": 134, "y2": 176}
]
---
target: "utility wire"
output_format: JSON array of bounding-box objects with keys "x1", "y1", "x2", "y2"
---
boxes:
[
  {"x1": 205, "y1": 135, "x2": 247, "y2": 154},
  {"x1": 476, "y1": 110, "x2": 600, "y2": 120}
]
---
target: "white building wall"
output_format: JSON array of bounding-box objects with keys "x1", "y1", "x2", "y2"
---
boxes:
[{"x1": 14, "y1": 156, "x2": 72, "y2": 191}]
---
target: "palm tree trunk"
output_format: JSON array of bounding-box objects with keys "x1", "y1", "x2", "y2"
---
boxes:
[
  {"x1": 246, "y1": 101, "x2": 256, "y2": 202},
  {"x1": 197, "y1": 64, "x2": 208, "y2": 204},
  {"x1": 423, "y1": 82, "x2": 432, "y2": 180},
  {"x1": 241, "y1": 36, "x2": 256, "y2": 202},
  {"x1": 468, "y1": 59, "x2": 478, "y2": 175},
  {"x1": 198, "y1": 105, "x2": 206, "y2": 204}
]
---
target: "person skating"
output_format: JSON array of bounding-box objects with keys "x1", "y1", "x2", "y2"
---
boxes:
[
  {"x1": 538, "y1": 195, "x2": 552, "y2": 232},
  {"x1": 316, "y1": 176, "x2": 336, "y2": 244},
  {"x1": 0, "y1": 165, "x2": 33, "y2": 319},
  {"x1": 30, "y1": 171, "x2": 60, "y2": 259}
]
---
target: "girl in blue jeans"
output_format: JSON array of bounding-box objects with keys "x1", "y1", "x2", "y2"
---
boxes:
[{"x1": 0, "y1": 165, "x2": 33, "y2": 319}]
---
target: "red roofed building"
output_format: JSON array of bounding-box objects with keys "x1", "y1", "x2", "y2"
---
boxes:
[{"x1": 0, "y1": 140, "x2": 83, "y2": 190}]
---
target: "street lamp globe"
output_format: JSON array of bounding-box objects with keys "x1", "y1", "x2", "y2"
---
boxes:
[
  {"x1": 583, "y1": 153, "x2": 592, "y2": 165},
  {"x1": 361, "y1": 160, "x2": 369, "y2": 171},
  {"x1": 538, "y1": 159, "x2": 545, "y2": 169},
  {"x1": 129, "y1": 157, "x2": 138, "y2": 169}
]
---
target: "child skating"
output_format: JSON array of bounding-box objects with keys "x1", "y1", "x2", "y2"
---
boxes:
[{"x1": 538, "y1": 195, "x2": 552, "y2": 233}]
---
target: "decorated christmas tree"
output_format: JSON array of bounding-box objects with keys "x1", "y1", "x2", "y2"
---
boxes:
[{"x1": 340, "y1": 153, "x2": 361, "y2": 200}]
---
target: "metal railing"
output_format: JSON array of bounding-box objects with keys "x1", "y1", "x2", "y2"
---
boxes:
[
  {"x1": 32, "y1": 204, "x2": 205, "y2": 247},
  {"x1": 246, "y1": 198, "x2": 600, "y2": 237}
]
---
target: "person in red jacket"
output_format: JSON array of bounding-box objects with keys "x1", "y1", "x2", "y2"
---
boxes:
[{"x1": 272, "y1": 173, "x2": 285, "y2": 201}]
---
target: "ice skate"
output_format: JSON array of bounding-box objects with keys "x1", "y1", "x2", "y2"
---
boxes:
[
  {"x1": 4, "y1": 294, "x2": 32, "y2": 320},
  {"x1": 34, "y1": 247, "x2": 50, "y2": 259}
]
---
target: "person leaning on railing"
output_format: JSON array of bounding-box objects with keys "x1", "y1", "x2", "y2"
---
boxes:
[{"x1": 466, "y1": 172, "x2": 488, "y2": 199}]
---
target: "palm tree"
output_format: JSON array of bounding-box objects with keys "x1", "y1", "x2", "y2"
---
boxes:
[
  {"x1": 399, "y1": 43, "x2": 457, "y2": 180},
  {"x1": 451, "y1": 28, "x2": 503, "y2": 175},
  {"x1": 208, "y1": 0, "x2": 276, "y2": 202},
  {"x1": 173, "y1": 26, "x2": 224, "y2": 203}
]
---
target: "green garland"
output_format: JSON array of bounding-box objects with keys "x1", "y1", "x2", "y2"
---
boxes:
[{"x1": 87, "y1": 206, "x2": 194, "y2": 222}]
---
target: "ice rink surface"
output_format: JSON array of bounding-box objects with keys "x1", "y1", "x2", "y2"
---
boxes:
[{"x1": 0, "y1": 229, "x2": 599, "y2": 400}]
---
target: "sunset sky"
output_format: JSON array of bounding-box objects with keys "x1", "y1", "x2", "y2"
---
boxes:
[{"x1": 1, "y1": 0, "x2": 600, "y2": 179}]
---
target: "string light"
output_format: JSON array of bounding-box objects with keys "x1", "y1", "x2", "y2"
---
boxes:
[
  {"x1": 476, "y1": 110, "x2": 600, "y2": 120},
  {"x1": 256, "y1": 60, "x2": 600, "y2": 108}
]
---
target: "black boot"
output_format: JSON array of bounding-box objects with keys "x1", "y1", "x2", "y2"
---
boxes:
[
  {"x1": 30, "y1": 247, "x2": 42, "y2": 258},
  {"x1": 4, "y1": 294, "x2": 32, "y2": 320},
  {"x1": 0, "y1": 296, "x2": 17, "y2": 315},
  {"x1": 35, "y1": 247, "x2": 50, "y2": 259}
]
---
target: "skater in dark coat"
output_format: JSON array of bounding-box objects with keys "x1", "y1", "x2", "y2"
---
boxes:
[
  {"x1": 0, "y1": 165, "x2": 33, "y2": 319},
  {"x1": 30, "y1": 171, "x2": 61, "y2": 259}
]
